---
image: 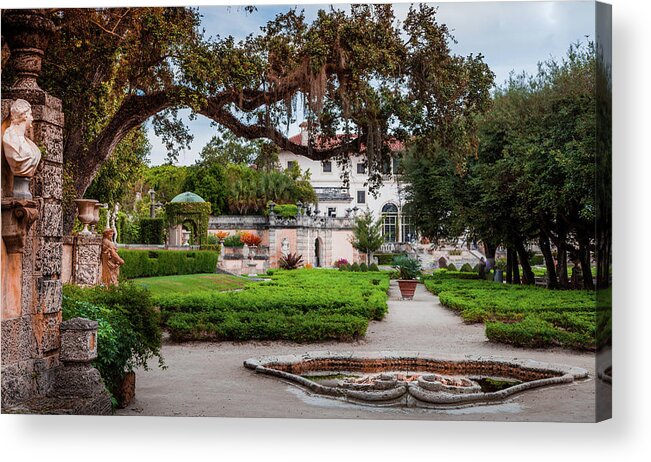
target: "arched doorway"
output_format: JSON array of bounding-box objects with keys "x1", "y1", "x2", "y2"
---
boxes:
[
  {"x1": 381, "y1": 203, "x2": 399, "y2": 242},
  {"x1": 314, "y1": 237, "x2": 323, "y2": 267},
  {"x1": 182, "y1": 219, "x2": 197, "y2": 246}
]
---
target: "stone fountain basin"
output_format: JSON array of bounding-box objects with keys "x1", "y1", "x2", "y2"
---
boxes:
[{"x1": 243, "y1": 352, "x2": 589, "y2": 408}]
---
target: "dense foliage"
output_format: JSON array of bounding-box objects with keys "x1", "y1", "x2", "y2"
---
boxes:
[
  {"x1": 424, "y1": 271, "x2": 596, "y2": 349},
  {"x1": 62, "y1": 283, "x2": 163, "y2": 401},
  {"x1": 403, "y1": 43, "x2": 600, "y2": 290},
  {"x1": 155, "y1": 270, "x2": 390, "y2": 342},
  {"x1": 139, "y1": 218, "x2": 166, "y2": 245},
  {"x1": 2, "y1": 5, "x2": 491, "y2": 234},
  {"x1": 118, "y1": 249, "x2": 219, "y2": 278}
]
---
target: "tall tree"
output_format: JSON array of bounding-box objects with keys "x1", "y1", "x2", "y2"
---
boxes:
[
  {"x1": 2, "y1": 6, "x2": 493, "y2": 233},
  {"x1": 350, "y1": 210, "x2": 384, "y2": 265}
]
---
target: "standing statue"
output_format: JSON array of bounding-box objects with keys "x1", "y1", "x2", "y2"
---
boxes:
[
  {"x1": 2, "y1": 99, "x2": 42, "y2": 199},
  {"x1": 110, "y1": 202, "x2": 120, "y2": 243},
  {"x1": 101, "y1": 228, "x2": 124, "y2": 286}
]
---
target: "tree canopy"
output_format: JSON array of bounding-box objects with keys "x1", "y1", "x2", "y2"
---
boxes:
[
  {"x1": 402, "y1": 42, "x2": 598, "y2": 289},
  {"x1": 2, "y1": 5, "x2": 493, "y2": 233}
]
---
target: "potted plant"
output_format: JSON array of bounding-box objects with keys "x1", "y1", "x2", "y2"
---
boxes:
[{"x1": 393, "y1": 255, "x2": 422, "y2": 300}]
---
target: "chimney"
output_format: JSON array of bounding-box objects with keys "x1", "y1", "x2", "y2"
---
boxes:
[{"x1": 299, "y1": 121, "x2": 308, "y2": 146}]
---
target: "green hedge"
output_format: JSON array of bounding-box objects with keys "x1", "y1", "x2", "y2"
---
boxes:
[
  {"x1": 118, "y1": 249, "x2": 219, "y2": 279},
  {"x1": 273, "y1": 203, "x2": 298, "y2": 218},
  {"x1": 156, "y1": 269, "x2": 390, "y2": 342},
  {"x1": 375, "y1": 253, "x2": 406, "y2": 265},
  {"x1": 424, "y1": 271, "x2": 596, "y2": 349},
  {"x1": 139, "y1": 218, "x2": 166, "y2": 245}
]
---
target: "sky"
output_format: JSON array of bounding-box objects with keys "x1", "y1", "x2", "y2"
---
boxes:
[{"x1": 147, "y1": 1, "x2": 596, "y2": 166}]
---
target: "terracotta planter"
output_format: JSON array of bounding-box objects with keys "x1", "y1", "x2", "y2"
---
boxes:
[
  {"x1": 397, "y1": 280, "x2": 418, "y2": 300},
  {"x1": 115, "y1": 371, "x2": 136, "y2": 409}
]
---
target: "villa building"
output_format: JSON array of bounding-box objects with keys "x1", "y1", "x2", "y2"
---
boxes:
[{"x1": 278, "y1": 123, "x2": 417, "y2": 246}]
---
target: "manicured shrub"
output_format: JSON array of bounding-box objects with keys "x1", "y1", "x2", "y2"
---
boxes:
[
  {"x1": 460, "y1": 263, "x2": 474, "y2": 272},
  {"x1": 447, "y1": 263, "x2": 457, "y2": 271},
  {"x1": 350, "y1": 262, "x2": 360, "y2": 272},
  {"x1": 157, "y1": 269, "x2": 390, "y2": 343},
  {"x1": 423, "y1": 272, "x2": 596, "y2": 350},
  {"x1": 138, "y1": 218, "x2": 166, "y2": 245},
  {"x1": 118, "y1": 249, "x2": 219, "y2": 279},
  {"x1": 376, "y1": 253, "x2": 406, "y2": 265},
  {"x1": 359, "y1": 262, "x2": 368, "y2": 272},
  {"x1": 369, "y1": 263, "x2": 379, "y2": 272},
  {"x1": 223, "y1": 234, "x2": 244, "y2": 247},
  {"x1": 273, "y1": 203, "x2": 298, "y2": 218}
]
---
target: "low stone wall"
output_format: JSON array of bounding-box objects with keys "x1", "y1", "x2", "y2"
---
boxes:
[{"x1": 244, "y1": 352, "x2": 589, "y2": 409}]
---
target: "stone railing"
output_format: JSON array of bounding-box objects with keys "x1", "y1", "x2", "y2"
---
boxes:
[{"x1": 209, "y1": 214, "x2": 356, "y2": 231}]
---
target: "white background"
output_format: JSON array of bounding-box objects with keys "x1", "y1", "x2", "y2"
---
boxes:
[{"x1": 2, "y1": 1, "x2": 648, "y2": 461}]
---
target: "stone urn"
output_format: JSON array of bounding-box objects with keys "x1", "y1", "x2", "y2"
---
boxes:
[
  {"x1": 74, "y1": 199, "x2": 98, "y2": 235},
  {"x1": 90, "y1": 202, "x2": 101, "y2": 233}
]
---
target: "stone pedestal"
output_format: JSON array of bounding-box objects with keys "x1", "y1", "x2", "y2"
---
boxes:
[{"x1": 72, "y1": 234, "x2": 102, "y2": 286}]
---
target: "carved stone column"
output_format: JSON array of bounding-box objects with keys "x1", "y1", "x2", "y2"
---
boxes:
[{"x1": 1, "y1": 10, "x2": 65, "y2": 409}]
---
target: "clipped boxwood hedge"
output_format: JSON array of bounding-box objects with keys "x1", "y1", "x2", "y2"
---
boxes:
[
  {"x1": 139, "y1": 218, "x2": 166, "y2": 245},
  {"x1": 157, "y1": 269, "x2": 390, "y2": 343},
  {"x1": 118, "y1": 249, "x2": 219, "y2": 279},
  {"x1": 375, "y1": 253, "x2": 406, "y2": 265}
]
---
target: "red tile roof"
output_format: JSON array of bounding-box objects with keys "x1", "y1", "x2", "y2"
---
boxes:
[{"x1": 287, "y1": 132, "x2": 404, "y2": 152}]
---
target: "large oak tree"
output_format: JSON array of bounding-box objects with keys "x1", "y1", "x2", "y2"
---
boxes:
[{"x1": 2, "y1": 5, "x2": 493, "y2": 233}]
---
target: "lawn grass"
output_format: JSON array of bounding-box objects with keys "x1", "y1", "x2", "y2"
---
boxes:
[
  {"x1": 424, "y1": 270, "x2": 597, "y2": 350},
  {"x1": 156, "y1": 269, "x2": 390, "y2": 343},
  {"x1": 133, "y1": 273, "x2": 253, "y2": 297}
]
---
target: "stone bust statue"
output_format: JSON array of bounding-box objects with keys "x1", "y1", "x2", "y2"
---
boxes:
[
  {"x1": 101, "y1": 228, "x2": 125, "y2": 286},
  {"x1": 2, "y1": 99, "x2": 42, "y2": 178},
  {"x1": 281, "y1": 237, "x2": 290, "y2": 256}
]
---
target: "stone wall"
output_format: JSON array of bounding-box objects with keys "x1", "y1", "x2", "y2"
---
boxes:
[{"x1": 1, "y1": 89, "x2": 65, "y2": 408}]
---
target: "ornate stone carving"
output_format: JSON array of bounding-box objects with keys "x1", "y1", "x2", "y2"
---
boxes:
[
  {"x1": 1, "y1": 10, "x2": 56, "y2": 90},
  {"x1": 1, "y1": 199, "x2": 39, "y2": 254},
  {"x1": 101, "y1": 228, "x2": 124, "y2": 286},
  {"x1": 2, "y1": 99, "x2": 42, "y2": 199}
]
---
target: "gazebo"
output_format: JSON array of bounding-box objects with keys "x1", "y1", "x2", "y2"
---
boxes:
[{"x1": 166, "y1": 192, "x2": 211, "y2": 246}]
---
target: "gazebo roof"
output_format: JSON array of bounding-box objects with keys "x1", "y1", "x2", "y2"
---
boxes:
[{"x1": 170, "y1": 191, "x2": 205, "y2": 203}]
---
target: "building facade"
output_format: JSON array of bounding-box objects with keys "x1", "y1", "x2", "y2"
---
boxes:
[{"x1": 278, "y1": 124, "x2": 416, "y2": 247}]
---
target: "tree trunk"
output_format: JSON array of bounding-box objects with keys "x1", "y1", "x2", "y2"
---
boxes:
[
  {"x1": 512, "y1": 249, "x2": 521, "y2": 285},
  {"x1": 483, "y1": 241, "x2": 497, "y2": 271},
  {"x1": 578, "y1": 239, "x2": 595, "y2": 290},
  {"x1": 515, "y1": 239, "x2": 535, "y2": 285},
  {"x1": 505, "y1": 247, "x2": 514, "y2": 284},
  {"x1": 538, "y1": 234, "x2": 558, "y2": 289},
  {"x1": 556, "y1": 221, "x2": 569, "y2": 289}
]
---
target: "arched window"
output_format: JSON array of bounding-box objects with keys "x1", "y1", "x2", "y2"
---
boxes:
[{"x1": 381, "y1": 203, "x2": 398, "y2": 242}]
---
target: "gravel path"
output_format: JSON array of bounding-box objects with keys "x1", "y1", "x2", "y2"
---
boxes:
[{"x1": 117, "y1": 281, "x2": 604, "y2": 421}]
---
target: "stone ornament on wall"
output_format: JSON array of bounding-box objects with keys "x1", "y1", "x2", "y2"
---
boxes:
[
  {"x1": 101, "y1": 228, "x2": 124, "y2": 286},
  {"x1": 2, "y1": 99, "x2": 42, "y2": 199}
]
